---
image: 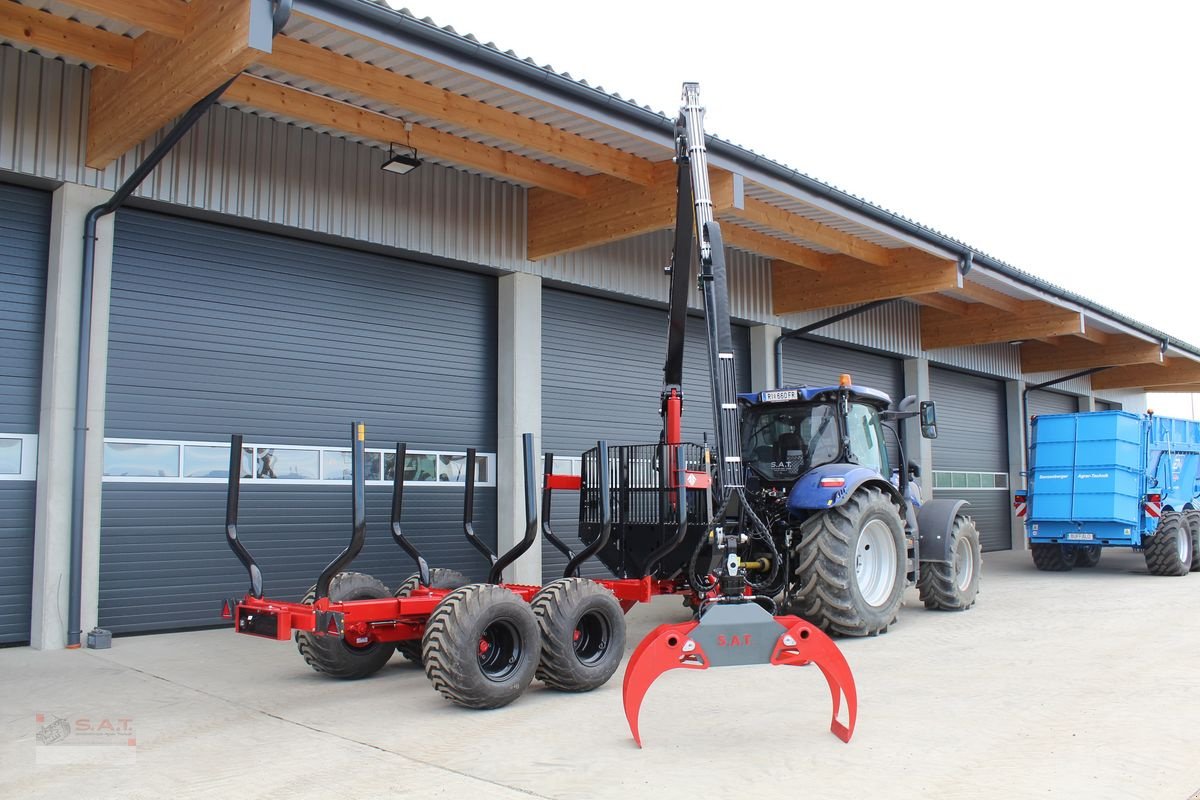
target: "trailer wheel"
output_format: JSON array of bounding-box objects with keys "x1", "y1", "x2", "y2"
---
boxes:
[
  {"x1": 1074, "y1": 545, "x2": 1102, "y2": 568},
  {"x1": 1144, "y1": 512, "x2": 1193, "y2": 577},
  {"x1": 394, "y1": 569, "x2": 470, "y2": 662},
  {"x1": 422, "y1": 583, "x2": 541, "y2": 709},
  {"x1": 530, "y1": 578, "x2": 625, "y2": 692},
  {"x1": 916, "y1": 514, "x2": 982, "y2": 610},
  {"x1": 295, "y1": 572, "x2": 395, "y2": 680},
  {"x1": 790, "y1": 485, "x2": 906, "y2": 636},
  {"x1": 1031, "y1": 543, "x2": 1076, "y2": 571},
  {"x1": 1184, "y1": 510, "x2": 1200, "y2": 572}
]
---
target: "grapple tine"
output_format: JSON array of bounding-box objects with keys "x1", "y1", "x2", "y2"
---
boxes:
[
  {"x1": 621, "y1": 621, "x2": 704, "y2": 747},
  {"x1": 770, "y1": 616, "x2": 858, "y2": 743}
]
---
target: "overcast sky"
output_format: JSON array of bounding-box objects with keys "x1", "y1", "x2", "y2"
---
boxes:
[{"x1": 391, "y1": 0, "x2": 1199, "y2": 415}]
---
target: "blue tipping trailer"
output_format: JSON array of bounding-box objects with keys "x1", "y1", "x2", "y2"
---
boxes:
[{"x1": 1018, "y1": 410, "x2": 1200, "y2": 575}]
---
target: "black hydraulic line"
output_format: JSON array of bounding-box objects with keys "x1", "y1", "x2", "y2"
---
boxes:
[
  {"x1": 314, "y1": 421, "x2": 368, "y2": 600},
  {"x1": 540, "y1": 452, "x2": 578, "y2": 574},
  {"x1": 565, "y1": 441, "x2": 611, "y2": 577},
  {"x1": 772, "y1": 298, "x2": 899, "y2": 388},
  {"x1": 223, "y1": 434, "x2": 263, "y2": 598},
  {"x1": 66, "y1": 1, "x2": 292, "y2": 646},
  {"x1": 461, "y1": 447, "x2": 498, "y2": 569},
  {"x1": 643, "y1": 442, "x2": 688, "y2": 578},
  {"x1": 488, "y1": 432, "x2": 539, "y2": 584},
  {"x1": 389, "y1": 443, "x2": 430, "y2": 587}
]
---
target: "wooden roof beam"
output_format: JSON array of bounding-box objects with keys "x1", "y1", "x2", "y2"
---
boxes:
[
  {"x1": 728, "y1": 197, "x2": 896, "y2": 266},
  {"x1": 63, "y1": 0, "x2": 187, "y2": 39},
  {"x1": 86, "y1": 0, "x2": 274, "y2": 168},
  {"x1": 227, "y1": 76, "x2": 592, "y2": 197},
  {"x1": 1020, "y1": 336, "x2": 1164, "y2": 373},
  {"x1": 773, "y1": 251, "x2": 961, "y2": 314},
  {"x1": 258, "y1": 36, "x2": 657, "y2": 186},
  {"x1": 0, "y1": 3, "x2": 133, "y2": 70},
  {"x1": 1091, "y1": 359, "x2": 1200, "y2": 391},
  {"x1": 921, "y1": 302, "x2": 1084, "y2": 349},
  {"x1": 723, "y1": 224, "x2": 831, "y2": 272},
  {"x1": 1143, "y1": 383, "x2": 1200, "y2": 393},
  {"x1": 954, "y1": 280, "x2": 1024, "y2": 312}
]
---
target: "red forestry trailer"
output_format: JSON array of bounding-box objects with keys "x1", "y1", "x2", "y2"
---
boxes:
[{"x1": 221, "y1": 83, "x2": 858, "y2": 745}]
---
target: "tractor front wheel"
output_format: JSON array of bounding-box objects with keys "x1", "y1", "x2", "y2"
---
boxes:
[
  {"x1": 917, "y1": 514, "x2": 982, "y2": 610},
  {"x1": 1031, "y1": 543, "x2": 1076, "y2": 571},
  {"x1": 1144, "y1": 512, "x2": 1192, "y2": 577},
  {"x1": 394, "y1": 568, "x2": 470, "y2": 663},
  {"x1": 422, "y1": 583, "x2": 541, "y2": 709},
  {"x1": 531, "y1": 578, "x2": 625, "y2": 692},
  {"x1": 295, "y1": 572, "x2": 395, "y2": 679},
  {"x1": 790, "y1": 485, "x2": 906, "y2": 636}
]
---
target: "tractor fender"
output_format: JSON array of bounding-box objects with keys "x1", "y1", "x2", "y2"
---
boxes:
[
  {"x1": 787, "y1": 464, "x2": 905, "y2": 515},
  {"x1": 916, "y1": 498, "x2": 970, "y2": 563}
]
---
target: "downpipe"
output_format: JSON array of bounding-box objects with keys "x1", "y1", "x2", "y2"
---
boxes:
[{"x1": 66, "y1": 0, "x2": 293, "y2": 647}]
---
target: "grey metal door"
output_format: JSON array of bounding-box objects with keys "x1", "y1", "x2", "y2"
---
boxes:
[
  {"x1": 0, "y1": 184, "x2": 49, "y2": 644},
  {"x1": 540, "y1": 289, "x2": 751, "y2": 580},
  {"x1": 929, "y1": 368, "x2": 1011, "y2": 551},
  {"x1": 100, "y1": 209, "x2": 498, "y2": 633},
  {"x1": 1028, "y1": 389, "x2": 1077, "y2": 419}
]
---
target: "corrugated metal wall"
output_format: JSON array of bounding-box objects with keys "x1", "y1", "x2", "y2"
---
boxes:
[
  {"x1": 100, "y1": 209, "x2": 498, "y2": 632},
  {"x1": 0, "y1": 181, "x2": 48, "y2": 644}
]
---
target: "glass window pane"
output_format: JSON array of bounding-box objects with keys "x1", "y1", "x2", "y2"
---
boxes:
[
  {"x1": 104, "y1": 442, "x2": 180, "y2": 478},
  {"x1": 405, "y1": 453, "x2": 437, "y2": 482},
  {"x1": 994, "y1": 473, "x2": 1009, "y2": 488},
  {"x1": 183, "y1": 445, "x2": 239, "y2": 478},
  {"x1": 438, "y1": 454, "x2": 468, "y2": 483},
  {"x1": 474, "y1": 456, "x2": 490, "y2": 484},
  {"x1": 322, "y1": 450, "x2": 352, "y2": 481},
  {"x1": 967, "y1": 473, "x2": 982, "y2": 488},
  {"x1": 0, "y1": 439, "x2": 21, "y2": 475},
  {"x1": 951, "y1": 472, "x2": 967, "y2": 488},
  {"x1": 241, "y1": 447, "x2": 253, "y2": 478},
  {"x1": 933, "y1": 472, "x2": 948, "y2": 488},
  {"x1": 257, "y1": 448, "x2": 318, "y2": 480},
  {"x1": 384, "y1": 452, "x2": 397, "y2": 482}
]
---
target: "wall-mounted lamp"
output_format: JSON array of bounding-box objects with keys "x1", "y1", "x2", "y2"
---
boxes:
[{"x1": 381, "y1": 142, "x2": 422, "y2": 175}]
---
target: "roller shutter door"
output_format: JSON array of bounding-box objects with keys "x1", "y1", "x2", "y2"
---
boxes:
[
  {"x1": 100, "y1": 209, "x2": 497, "y2": 633},
  {"x1": 782, "y1": 337, "x2": 904, "y2": 468},
  {"x1": 540, "y1": 289, "x2": 750, "y2": 580},
  {"x1": 929, "y1": 368, "x2": 1011, "y2": 551},
  {"x1": 0, "y1": 184, "x2": 49, "y2": 644},
  {"x1": 1095, "y1": 400, "x2": 1120, "y2": 412},
  {"x1": 1028, "y1": 389, "x2": 1078, "y2": 419}
]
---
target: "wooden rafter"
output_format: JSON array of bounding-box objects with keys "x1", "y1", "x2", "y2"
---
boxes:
[
  {"x1": 1143, "y1": 383, "x2": 1200, "y2": 393},
  {"x1": 227, "y1": 76, "x2": 593, "y2": 197},
  {"x1": 913, "y1": 293, "x2": 971, "y2": 315},
  {"x1": 258, "y1": 36, "x2": 657, "y2": 186},
  {"x1": 921, "y1": 302, "x2": 1084, "y2": 349},
  {"x1": 723, "y1": 224, "x2": 829, "y2": 272},
  {"x1": 772, "y1": 251, "x2": 960, "y2": 314},
  {"x1": 86, "y1": 0, "x2": 272, "y2": 168},
  {"x1": 62, "y1": 0, "x2": 186, "y2": 39},
  {"x1": 1020, "y1": 336, "x2": 1163, "y2": 373},
  {"x1": 954, "y1": 280, "x2": 1023, "y2": 312},
  {"x1": 0, "y1": 3, "x2": 133, "y2": 70},
  {"x1": 1091, "y1": 359, "x2": 1200, "y2": 391},
  {"x1": 728, "y1": 197, "x2": 894, "y2": 266}
]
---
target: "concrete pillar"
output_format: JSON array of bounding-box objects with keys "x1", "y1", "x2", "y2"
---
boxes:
[
  {"x1": 1078, "y1": 395, "x2": 1096, "y2": 412},
  {"x1": 902, "y1": 358, "x2": 934, "y2": 502},
  {"x1": 31, "y1": 184, "x2": 115, "y2": 650},
  {"x1": 496, "y1": 272, "x2": 542, "y2": 585},
  {"x1": 748, "y1": 324, "x2": 781, "y2": 391},
  {"x1": 1005, "y1": 379, "x2": 1027, "y2": 551}
]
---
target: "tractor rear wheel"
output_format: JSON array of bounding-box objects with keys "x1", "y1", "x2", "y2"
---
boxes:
[
  {"x1": 295, "y1": 572, "x2": 395, "y2": 679},
  {"x1": 423, "y1": 583, "x2": 541, "y2": 709},
  {"x1": 1184, "y1": 510, "x2": 1200, "y2": 572},
  {"x1": 917, "y1": 514, "x2": 982, "y2": 610},
  {"x1": 1075, "y1": 545, "x2": 1102, "y2": 568},
  {"x1": 790, "y1": 485, "x2": 906, "y2": 636},
  {"x1": 1144, "y1": 512, "x2": 1192, "y2": 576},
  {"x1": 394, "y1": 568, "x2": 470, "y2": 662},
  {"x1": 1031, "y1": 543, "x2": 1076, "y2": 571},
  {"x1": 531, "y1": 578, "x2": 625, "y2": 692}
]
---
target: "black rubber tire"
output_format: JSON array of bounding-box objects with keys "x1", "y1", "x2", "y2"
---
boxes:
[
  {"x1": 916, "y1": 515, "x2": 982, "y2": 610},
  {"x1": 394, "y1": 568, "x2": 470, "y2": 662},
  {"x1": 790, "y1": 485, "x2": 906, "y2": 636},
  {"x1": 422, "y1": 583, "x2": 541, "y2": 709},
  {"x1": 295, "y1": 572, "x2": 395, "y2": 679},
  {"x1": 530, "y1": 578, "x2": 625, "y2": 692},
  {"x1": 1074, "y1": 545, "x2": 1102, "y2": 568},
  {"x1": 1184, "y1": 510, "x2": 1200, "y2": 573},
  {"x1": 1031, "y1": 543, "x2": 1077, "y2": 571},
  {"x1": 1144, "y1": 512, "x2": 1192, "y2": 577}
]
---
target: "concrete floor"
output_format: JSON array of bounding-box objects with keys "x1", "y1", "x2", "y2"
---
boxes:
[{"x1": 2, "y1": 549, "x2": 1198, "y2": 800}]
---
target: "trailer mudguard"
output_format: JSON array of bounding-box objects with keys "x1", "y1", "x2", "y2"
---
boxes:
[
  {"x1": 916, "y1": 498, "x2": 969, "y2": 563},
  {"x1": 787, "y1": 464, "x2": 904, "y2": 515}
]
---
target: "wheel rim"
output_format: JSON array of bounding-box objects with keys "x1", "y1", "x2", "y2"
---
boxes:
[
  {"x1": 477, "y1": 619, "x2": 522, "y2": 682},
  {"x1": 953, "y1": 535, "x2": 974, "y2": 591},
  {"x1": 856, "y1": 519, "x2": 898, "y2": 607},
  {"x1": 1177, "y1": 528, "x2": 1188, "y2": 562},
  {"x1": 572, "y1": 609, "x2": 610, "y2": 667}
]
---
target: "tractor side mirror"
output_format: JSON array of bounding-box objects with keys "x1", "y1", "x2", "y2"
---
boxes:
[
  {"x1": 896, "y1": 394, "x2": 918, "y2": 413},
  {"x1": 920, "y1": 401, "x2": 938, "y2": 439},
  {"x1": 908, "y1": 460, "x2": 921, "y2": 478}
]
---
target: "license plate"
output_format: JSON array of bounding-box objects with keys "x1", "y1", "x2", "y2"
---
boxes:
[
  {"x1": 1066, "y1": 532, "x2": 1094, "y2": 541},
  {"x1": 762, "y1": 390, "x2": 799, "y2": 402}
]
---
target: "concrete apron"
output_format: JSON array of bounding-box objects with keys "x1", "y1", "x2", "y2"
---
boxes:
[{"x1": 1, "y1": 549, "x2": 1198, "y2": 800}]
